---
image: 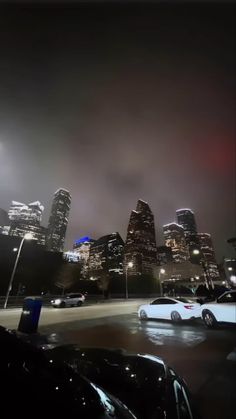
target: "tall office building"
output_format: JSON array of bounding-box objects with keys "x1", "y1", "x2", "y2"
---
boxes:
[
  {"x1": 176, "y1": 208, "x2": 199, "y2": 248},
  {"x1": 73, "y1": 236, "x2": 95, "y2": 262},
  {"x1": 198, "y1": 233, "x2": 219, "y2": 279},
  {"x1": 88, "y1": 232, "x2": 124, "y2": 277},
  {"x1": 124, "y1": 199, "x2": 157, "y2": 276},
  {"x1": 163, "y1": 223, "x2": 189, "y2": 263},
  {"x1": 73, "y1": 236, "x2": 95, "y2": 277},
  {"x1": 7, "y1": 201, "x2": 46, "y2": 245},
  {"x1": 8, "y1": 201, "x2": 44, "y2": 225},
  {"x1": 46, "y1": 188, "x2": 71, "y2": 252},
  {"x1": 9, "y1": 223, "x2": 47, "y2": 246}
]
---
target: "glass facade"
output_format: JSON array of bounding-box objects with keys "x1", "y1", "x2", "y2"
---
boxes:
[
  {"x1": 7, "y1": 201, "x2": 46, "y2": 245},
  {"x1": 163, "y1": 223, "x2": 189, "y2": 263},
  {"x1": 124, "y1": 199, "x2": 157, "y2": 276},
  {"x1": 46, "y1": 188, "x2": 71, "y2": 252},
  {"x1": 176, "y1": 209, "x2": 199, "y2": 249},
  {"x1": 8, "y1": 201, "x2": 44, "y2": 225},
  {"x1": 198, "y1": 233, "x2": 219, "y2": 279},
  {"x1": 88, "y1": 232, "x2": 124, "y2": 277},
  {"x1": 9, "y1": 223, "x2": 47, "y2": 246}
]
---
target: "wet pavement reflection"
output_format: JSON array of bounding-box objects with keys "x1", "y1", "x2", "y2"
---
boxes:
[{"x1": 139, "y1": 320, "x2": 207, "y2": 347}]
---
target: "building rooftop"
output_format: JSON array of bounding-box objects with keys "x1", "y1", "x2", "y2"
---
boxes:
[
  {"x1": 163, "y1": 222, "x2": 183, "y2": 228},
  {"x1": 74, "y1": 236, "x2": 93, "y2": 245},
  {"x1": 176, "y1": 208, "x2": 194, "y2": 213}
]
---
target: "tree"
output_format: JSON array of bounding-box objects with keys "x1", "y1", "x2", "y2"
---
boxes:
[
  {"x1": 96, "y1": 270, "x2": 110, "y2": 299},
  {"x1": 54, "y1": 262, "x2": 82, "y2": 294}
]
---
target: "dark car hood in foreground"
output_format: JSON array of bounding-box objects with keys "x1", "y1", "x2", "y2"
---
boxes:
[
  {"x1": 45, "y1": 345, "x2": 192, "y2": 419},
  {"x1": 0, "y1": 326, "x2": 135, "y2": 419},
  {"x1": 0, "y1": 326, "x2": 198, "y2": 419}
]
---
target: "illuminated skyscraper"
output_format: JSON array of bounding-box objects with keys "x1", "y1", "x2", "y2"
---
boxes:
[
  {"x1": 8, "y1": 201, "x2": 44, "y2": 225},
  {"x1": 198, "y1": 233, "x2": 219, "y2": 279},
  {"x1": 46, "y1": 188, "x2": 71, "y2": 252},
  {"x1": 88, "y1": 232, "x2": 124, "y2": 277},
  {"x1": 72, "y1": 236, "x2": 95, "y2": 277},
  {"x1": 73, "y1": 236, "x2": 95, "y2": 263},
  {"x1": 7, "y1": 201, "x2": 46, "y2": 245},
  {"x1": 176, "y1": 208, "x2": 199, "y2": 247},
  {"x1": 163, "y1": 222, "x2": 189, "y2": 263},
  {"x1": 124, "y1": 199, "x2": 157, "y2": 276}
]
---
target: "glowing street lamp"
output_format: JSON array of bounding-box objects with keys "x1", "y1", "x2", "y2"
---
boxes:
[
  {"x1": 4, "y1": 233, "x2": 33, "y2": 309},
  {"x1": 191, "y1": 248, "x2": 214, "y2": 289},
  {"x1": 159, "y1": 268, "x2": 166, "y2": 296},
  {"x1": 125, "y1": 261, "x2": 133, "y2": 300}
]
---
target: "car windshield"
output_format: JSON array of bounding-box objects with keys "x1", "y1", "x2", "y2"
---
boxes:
[
  {"x1": 218, "y1": 292, "x2": 236, "y2": 303},
  {"x1": 0, "y1": 2, "x2": 235, "y2": 419}
]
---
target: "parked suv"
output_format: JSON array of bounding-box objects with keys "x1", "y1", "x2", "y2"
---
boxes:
[{"x1": 51, "y1": 293, "x2": 85, "y2": 308}]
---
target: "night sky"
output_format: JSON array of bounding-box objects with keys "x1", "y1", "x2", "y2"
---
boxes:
[{"x1": 0, "y1": 1, "x2": 235, "y2": 260}]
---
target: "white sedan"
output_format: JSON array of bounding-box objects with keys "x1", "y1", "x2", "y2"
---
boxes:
[
  {"x1": 201, "y1": 290, "x2": 236, "y2": 328},
  {"x1": 138, "y1": 297, "x2": 201, "y2": 322}
]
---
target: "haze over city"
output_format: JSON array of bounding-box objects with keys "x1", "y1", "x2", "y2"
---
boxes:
[{"x1": 0, "y1": 2, "x2": 235, "y2": 259}]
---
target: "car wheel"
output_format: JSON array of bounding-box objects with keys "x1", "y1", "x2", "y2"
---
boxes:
[
  {"x1": 139, "y1": 310, "x2": 148, "y2": 320},
  {"x1": 171, "y1": 311, "x2": 182, "y2": 323},
  {"x1": 60, "y1": 301, "x2": 66, "y2": 308},
  {"x1": 202, "y1": 310, "x2": 217, "y2": 328},
  {"x1": 77, "y1": 301, "x2": 82, "y2": 307}
]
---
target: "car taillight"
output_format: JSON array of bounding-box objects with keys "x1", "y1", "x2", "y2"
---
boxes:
[{"x1": 184, "y1": 305, "x2": 194, "y2": 309}]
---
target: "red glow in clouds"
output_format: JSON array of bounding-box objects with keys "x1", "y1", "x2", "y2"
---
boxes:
[{"x1": 196, "y1": 137, "x2": 235, "y2": 176}]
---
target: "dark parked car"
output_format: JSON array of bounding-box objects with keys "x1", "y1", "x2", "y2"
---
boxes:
[
  {"x1": 0, "y1": 326, "x2": 135, "y2": 419},
  {"x1": 44, "y1": 345, "x2": 198, "y2": 419},
  {"x1": 0, "y1": 326, "x2": 199, "y2": 418}
]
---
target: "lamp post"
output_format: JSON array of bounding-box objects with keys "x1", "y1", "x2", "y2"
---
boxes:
[
  {"x1": 4, "y1": 233, "x2": 33, "y2": 309},
  {"x1": 159, "y1": 268, "x2": 165, "y2": 296},
  {"x1": 125, "y1": 262, "x2": 133, "y2": 300},
  {"x1": 192, "y1": 248, "x2": 213, "y2": 289}
]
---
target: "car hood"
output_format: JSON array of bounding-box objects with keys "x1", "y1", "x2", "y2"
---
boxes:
[
  {"x1": 0, "y1": 326, "x2": 136, "y2": 419},
  {"x1": 45, "y1": 345, "x2": 169, "y2": 419}
]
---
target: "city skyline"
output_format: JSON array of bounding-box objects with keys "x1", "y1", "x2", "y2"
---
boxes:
[
  {"x1": 0, "y1": 2, "x2": 235, "y2": 260},
  {"x1": 0, "y1": 190, "x2": 234, "y2": 262}
]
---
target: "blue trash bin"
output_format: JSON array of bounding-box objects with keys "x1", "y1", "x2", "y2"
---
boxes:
[{"x1": 18, "y1": 297, "x2": 42, "y2": 334}]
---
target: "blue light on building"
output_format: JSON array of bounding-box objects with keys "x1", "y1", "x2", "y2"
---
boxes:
[{"x1": 74, "y1": 236, "x2": 92, "y2": 246}]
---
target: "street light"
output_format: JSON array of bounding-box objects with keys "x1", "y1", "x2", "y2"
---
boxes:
[
  {"x1": 191, "y1": 248, "x2": 213, "y2": 289},
  {"x1": 4, "y1": 233, "x2": 33, "y2": 309},
  {"x1": 125, "y1": 261, "x2": 133, "y2": 300},
  {"x1": 159, "y1": 268, "x2": 165, "y2": 296}
]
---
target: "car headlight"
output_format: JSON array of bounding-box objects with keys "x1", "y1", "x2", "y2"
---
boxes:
[{"x1": 54, "y1": 299, "x2": 62, "y2": 304}]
